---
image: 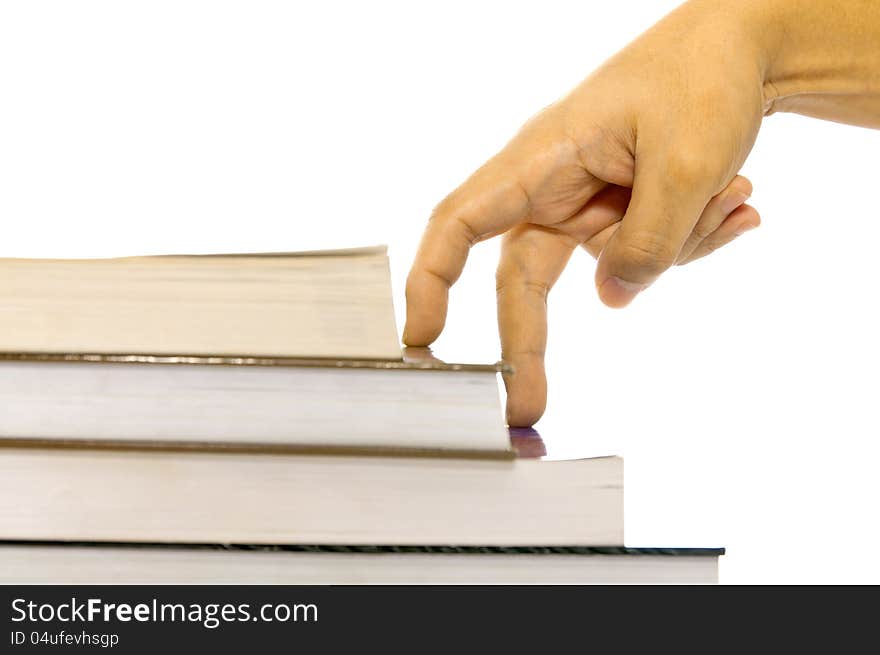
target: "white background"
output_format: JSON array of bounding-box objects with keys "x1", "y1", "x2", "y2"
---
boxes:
[{"x1": 1, "y1": 1, "x2": 877, "y2": 583}]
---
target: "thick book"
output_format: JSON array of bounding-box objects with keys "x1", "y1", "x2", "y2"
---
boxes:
[
  {"x1": 0, "y1": 246, "x2": 401, "y2": 360},
  {"x1": 0, "y1": 543, "x2": 721, "y2": 584},
  {"x1": 0, "y1": 351, "x2": 510, "y2": 454},
  {"x1": 0, "y1": 430, "x2": 623, "y2": 546}
]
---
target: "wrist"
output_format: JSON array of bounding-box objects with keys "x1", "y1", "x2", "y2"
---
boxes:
[{"x1": 736, "y1": 0, "x2": 880, "y2": 115}]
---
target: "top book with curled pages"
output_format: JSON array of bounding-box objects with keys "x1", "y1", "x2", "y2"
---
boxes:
[{"x1": 0, "y1": 245, "x2": 401, "y2": 360}]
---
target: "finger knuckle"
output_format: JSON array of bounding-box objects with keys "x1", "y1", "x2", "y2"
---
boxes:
[
  {"x1": 690, "y1": 220, "x2": 715, "y2": 241},
  {"x1": 665, "y1": 148, "x2": 706, "y2": 186},
  {"x1": 732, "y1": 175, "x2": 753, "y2": 198},
  {"x1": 429, "y1": 197, "x2": 480, "y2": 248},
  {"x1": 495, "y1": 270, "x2": 550, "y2": 300},
  {"x1": 428, "y1": 194, "x2": 458, "y2": 228},
  {"x1": 702, "y1": 239, "x2": 722, "y2": 256},
  {"x1": 617, "y1": 232, "x2": 678, "y2": 274}
]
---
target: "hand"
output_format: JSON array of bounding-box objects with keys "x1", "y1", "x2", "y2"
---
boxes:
[
  {"x1": 404, "y1": 2, "x2": 763, "y2": 425},
  {"x1": 404, "y1": 0, "x2": 880, "y2": 426}
]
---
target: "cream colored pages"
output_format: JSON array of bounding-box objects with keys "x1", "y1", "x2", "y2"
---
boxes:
[
  {"x1": 0, "y1": 248, "x2": 401, "y2": 359},
  {"x1": 0, "y1": 362, "x2": 510, "y2": 452},
  {"x1": 0, "y1": 449, "x2": 624, "y2": 545}
]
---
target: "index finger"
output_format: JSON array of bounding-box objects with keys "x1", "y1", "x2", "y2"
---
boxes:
[{"x1": 403, "y1": 155, "x2": 533, "y2": 346}]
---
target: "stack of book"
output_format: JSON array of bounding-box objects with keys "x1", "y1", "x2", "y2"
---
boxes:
[{"x1": 0, "y1": 246, "x2": 721, "y2": 583}]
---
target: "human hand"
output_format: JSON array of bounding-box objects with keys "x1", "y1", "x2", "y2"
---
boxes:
[{"x1": 404, "y1": 0, "x2": 879, "y2": 426}]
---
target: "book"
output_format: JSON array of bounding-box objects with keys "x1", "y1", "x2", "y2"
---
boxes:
[
  {"x1": 0, "y1": 430, "x2": 623, "y2": 546},
  {"x1": 0, "y1": 543, "x2": 721, "y2": 584},
  {"x1": 0, "y1": 246, "x2": 400, "y2": 360},
  {"x1": 0, "y1": 352, "x2": 510, "y2": 454}
]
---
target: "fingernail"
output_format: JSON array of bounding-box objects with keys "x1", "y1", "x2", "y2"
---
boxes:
[
  {"x1": 721, "y1": 190, "x2": 750, "y2": 216},
  {"x1": 598, "y1": 276, "x2": 647, "y2": 308}
]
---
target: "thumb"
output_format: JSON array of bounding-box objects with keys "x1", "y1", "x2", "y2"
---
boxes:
[{"x1": 595, "y1": 151, "x2": 719, "y2": 307}]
